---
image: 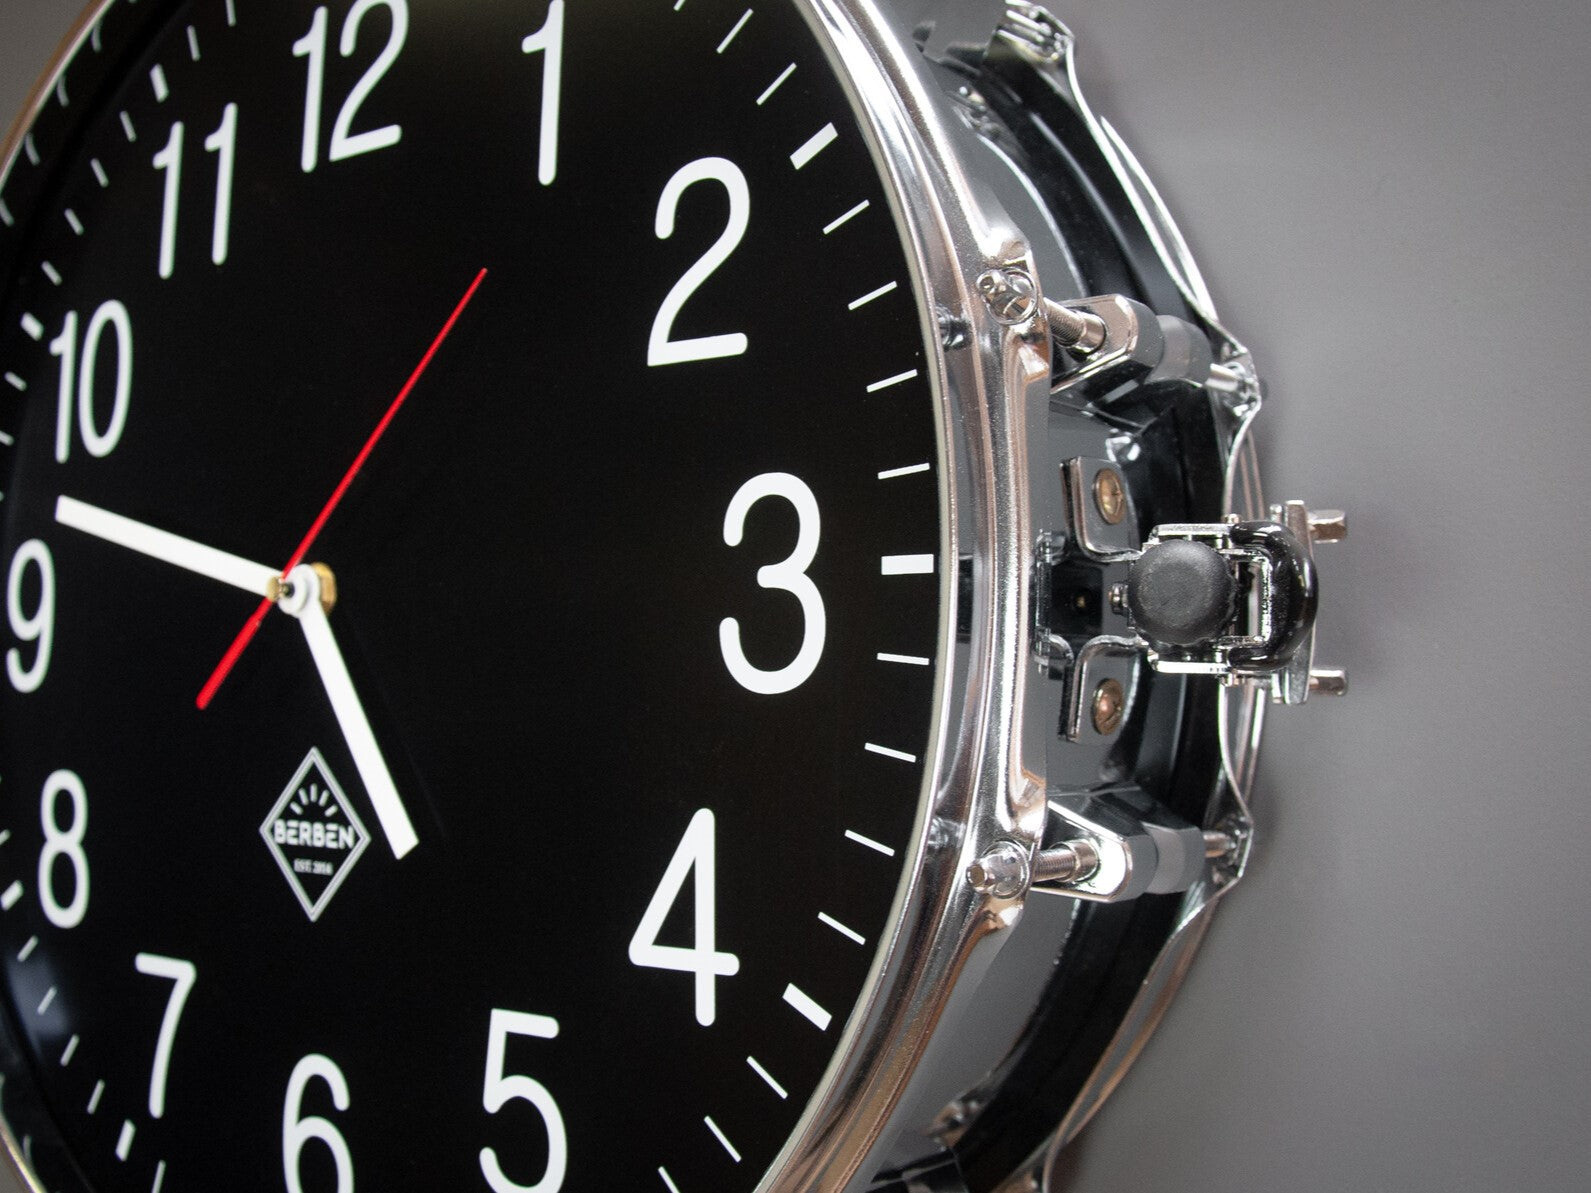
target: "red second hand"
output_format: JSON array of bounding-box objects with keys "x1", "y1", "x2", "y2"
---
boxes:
[{"x1": 196, "y1": 267, "x2": 488, "y2": 710}]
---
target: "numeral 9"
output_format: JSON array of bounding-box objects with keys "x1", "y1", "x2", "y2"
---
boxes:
[{"x1": 7, "y1": 540, "x2": 54, "y2": 694}]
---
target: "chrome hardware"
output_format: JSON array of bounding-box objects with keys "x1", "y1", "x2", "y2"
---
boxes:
[
  {"x1": 1042, "y1": 295, "x2": 1107, "y2": 354},
  {"x1": 1045, "y1": 294, "x2": 1216, "y2": 408},
  {"x1": 975, "y1": 267, "x2": 1042, "y2": 326},
  {"x1": 1061, "y1": 457, "x2": 1140, "y2": 562},
  {"x1": 966, "y1": 841, "x2": 1029, "y2": 898},
  {"x1": 1063, "y1": 637, "x2": 1140, "y2": 742},
  {"x1": 1120, "y1": 504, "x2": 1346, "y2": 705},
  {"x1": 1033, "y1": 789, "x2": 1205, "y2": 903}
]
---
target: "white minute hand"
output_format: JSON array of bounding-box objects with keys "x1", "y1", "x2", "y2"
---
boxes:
[
  {"x1": 281, "y1": 564, "x2": 419, "y2": 860},
  {"x1": 55, "y1": 496, "x2": 279, "y2": 595}
]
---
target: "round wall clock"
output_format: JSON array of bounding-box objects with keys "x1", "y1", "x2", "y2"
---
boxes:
[{"x1": 0, "y1": 2, "x2": 1341, "y2": 1190}]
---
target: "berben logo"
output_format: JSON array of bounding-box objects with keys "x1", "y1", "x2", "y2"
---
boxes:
[{"x1": 261, "y1": 748, "x2": 370, "y2": 922}]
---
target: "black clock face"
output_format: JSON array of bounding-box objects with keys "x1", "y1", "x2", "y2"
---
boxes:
[{"x1": 0, "y1": 1, "x2": 944, "y2": 1189}]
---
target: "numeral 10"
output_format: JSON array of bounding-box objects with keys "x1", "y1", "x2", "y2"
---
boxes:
[{"x1": 49, "y1": 300, "x2": 133, "y2": 464}]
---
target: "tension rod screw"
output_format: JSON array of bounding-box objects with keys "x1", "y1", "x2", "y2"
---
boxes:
[
  {"x1": 1032, "y1": 839, "x2": 1101, "y2": 885},
  {"x1": 1042, "y1": 297, "x2": 1108, "y2": 355}
]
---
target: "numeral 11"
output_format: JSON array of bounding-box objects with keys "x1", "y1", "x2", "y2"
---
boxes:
[{"x1": 152, "y1": 103, "x2": 238, "y2": 280}]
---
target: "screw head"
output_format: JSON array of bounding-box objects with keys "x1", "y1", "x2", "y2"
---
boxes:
[
  {"x1": 1091, "y1": 677, "x2": 1125, "y2": 735},
  {"x1": 966, "y1": 841, "x2": 1029, "y2": 898},
  {"x1": 975, "y1": 268, "x2": 1039, "y2": 326},
  {"x1": 1093, "y1": 467, "x2": 1126, "y2": 525}
]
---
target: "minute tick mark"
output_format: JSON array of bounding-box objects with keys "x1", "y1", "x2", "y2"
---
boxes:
[
  {"x1": 790, "y1": 123, "x2": 837, "y2": 170},
  {"x1": 704, "y1": 1116, "x2": 741, "y2": 1163},
  {"x1": 848, "y1": 280, "x2": 898, "y2": 310},
  {"x1": 878, "y1": 462, "x2": 929, "y2": 480},
  {"x1": 757, "y1": 63, "x2": 795, "y2": 105},
  {"x1": 717, "y1": 9, "x2": 752, "y2": 53},
  {"x1": 823, "y1": 199, "x2": 868, "y2": 234}
]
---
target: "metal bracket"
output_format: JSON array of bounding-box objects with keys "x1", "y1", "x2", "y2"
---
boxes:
[
  {"x1": 1046, "y1": 294, "x2": 1219, "y2": 412},
  {"x1": 1026, "y1": 788, "x2": 1207, "y2": 903},
  {"x1": 1060, "y1": 457, "x2": 1140, "y2": 563},
  {"x1": 1120, "y1": 504, "x2": 1346, "y2": 704}
]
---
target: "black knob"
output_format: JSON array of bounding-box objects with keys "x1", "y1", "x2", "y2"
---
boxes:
[{"x1": 1127, "y1": 539, "x2": 1235, "y2": 646}]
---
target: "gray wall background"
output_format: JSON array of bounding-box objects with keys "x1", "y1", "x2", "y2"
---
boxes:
[{"x1": 3, "y1": 1, "x2": 1588, "y2": 1191}]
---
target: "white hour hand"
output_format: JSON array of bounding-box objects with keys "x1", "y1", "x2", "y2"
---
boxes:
[{"x1": 55, "y1": 495, "x2": 278, "y2": 596}]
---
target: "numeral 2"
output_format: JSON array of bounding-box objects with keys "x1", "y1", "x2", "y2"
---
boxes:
[{"x1": 648, "y1": 157, "x2": 750, "y2": 367}]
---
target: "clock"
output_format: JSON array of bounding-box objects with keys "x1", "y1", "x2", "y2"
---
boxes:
[{"x1": 0, "y1": 2, "x2": 1341, "y2": 1191}]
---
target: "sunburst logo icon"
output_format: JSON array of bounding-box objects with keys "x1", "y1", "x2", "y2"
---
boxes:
[{"x1": 260, "y1": 748, "x2": 371, "y2": 921}]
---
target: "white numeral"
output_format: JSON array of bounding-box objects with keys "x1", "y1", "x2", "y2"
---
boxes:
[
  {"x1": 648, "y1": 157, "x2": 750, "y2": 367},
  {"x1": 155, "y1": 107, "x2": 238, "y2": 278},
  {"x1": 293, "y1": 9, "x2": 329, "y2": 173},
  {"x1": 719, "y1": 473, "x2": 825, "y2": 694},
  {"x1": 296, "y1": 1, "x2": 408, "y2": 173},
  {"x1": 480, "y1": 1009, "x2": 566, "y2": 1193},
  {"x1": 521, "y1": 1, "x2": 564, "y2": 186},
  {"x1": 152, "y1": 122, "x2": 184, "y2": 279},
  {"x1": 204, "y1": 104, "x2": 239, "y2": 266},
  {"x1": 155, "y1": 104, "x2": 238, "y2": 279},
  {"x1": 629, "y1": 808, "x2": 740, "y2": 1026},
  {"x1": 7, "y1": 540, "x2": 54, "y2": 694},
  {"x1": 283, "y1": 1054, "x2": 354, "y2": 1193},
  {"x1": 134, "y1": 954, "x2": 196, "y2": 1119},
  {"x1": 39, "y1": 770, "x2": 88, "y2": 930},
  {"x1": 50, "y1": 301, "x2": 134, "y2": 464}
]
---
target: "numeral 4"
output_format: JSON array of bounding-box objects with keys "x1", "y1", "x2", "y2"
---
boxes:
[{"x1": 628, "y1": 808, "x2": 740, "y2": 1026}]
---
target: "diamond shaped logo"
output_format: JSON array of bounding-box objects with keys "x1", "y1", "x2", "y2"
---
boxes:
[{"x1": 261, "y1": 748, "x2": 370, "y2": 922}]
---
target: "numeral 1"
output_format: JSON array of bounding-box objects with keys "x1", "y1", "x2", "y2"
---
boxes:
[{"x1": 521, "y1": 1, "x2": 564, "y2": 186}]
